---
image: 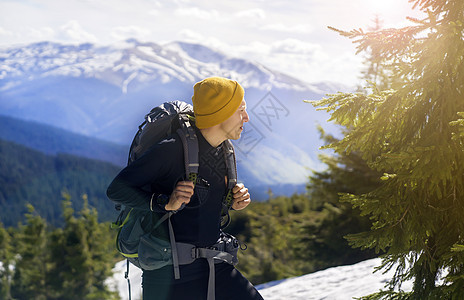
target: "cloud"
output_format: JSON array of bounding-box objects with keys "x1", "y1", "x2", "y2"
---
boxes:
[
  {"x1": 146, "y1": 0, "x2": 163, "y2": 14},
  {"x1": 234, "y1": 9, "x2": 266, "y2": 19},
  {"x1": 147, "y1": 0, "x2": 163, "y2": 7},
  {"x1": 21, "y1": 27, "x2": 56, "y2": 45},
  {"x1": 60, "y1": 20, "x2": 98, "y2": 43},
  {"x1": 0, "y1": 26, "x2": 56, "y2": 46},
  {"x1": 0, "y1": 27, "x2": 14, "y2": 37},
  {"x1": 148, "y1": 9, "x2": 160, "y2": 16},
  {"x1": 260, "y1": 44, "x2": 362, "y2": 86},
  {"x1": 260, "y1": 23, "x2": 313, "y2": 34},
  {"x1": 111, "y1": 26, "x2": 152, "y2": 42},
  {"x1": 269, "y1": 38, "x2": 322, "y2": 55},
  {"x1": 173, "y1": 0, "x2": 192, "y2": 4},
  {"x1": 174, "y1": 7, "x2": 220, "y2": 20},
  {"x1": 222, "y1": 38, "x2": 362, "y2": 85},
  {"x1": 176, "y1": 29, "x2": 227, "y2": 52},
  {"x1": 177, "y1": 29, "x2": 205, "y2": 42}
]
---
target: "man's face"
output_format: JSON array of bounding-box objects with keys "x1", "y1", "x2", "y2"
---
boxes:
[{"x1": 219, "y1": 99, "x2": 249, "y2": 140}]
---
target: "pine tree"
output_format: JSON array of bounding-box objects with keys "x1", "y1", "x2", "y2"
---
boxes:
[
  {"x1": 310, "y1": 0, "x2": 464, "y2": 298},
  {"x1": 47, "y1": 193, "x2": 119, "y2": 299},
  {"x1": 0, "y1": 222, "x2": 13, "y2": 299},
  {"x1": 305, "y1": 14, "x2": 390, "y2": 269},
  {"x1": 10, "y1": 205, "x2": 49, "y2": 300},
  {"x1": 79, "y1": 194, "x2": 119, "y2": 300},
  {"x1": 304, "y1": 127, "x2": 382, "y2": 269},
  {"x1": 48, "y1": 193, "x2": 94, "y2": 299},
  {"x1": 233, "y1": 195, "x2": 319, "y2": 284},
  {"x1": 358, "y1": 15, "x2": 392, "y2": 92}
]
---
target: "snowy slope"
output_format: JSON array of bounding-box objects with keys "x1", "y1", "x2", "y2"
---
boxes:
[
  {"x1": 107, "y1": 258, "x2": 413, "y2": 300},
  {"x1": 257, "y1": 258, "x2": 413, "y2": 299}
]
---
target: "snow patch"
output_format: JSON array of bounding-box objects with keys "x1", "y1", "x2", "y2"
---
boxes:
[{"x1": 256, "y1": 258, "x2": 413, "y2": 299}]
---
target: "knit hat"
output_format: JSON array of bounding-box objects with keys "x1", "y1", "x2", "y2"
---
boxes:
[{"x1": 192, "y1": 77, "x2": 245, "y2": 129}]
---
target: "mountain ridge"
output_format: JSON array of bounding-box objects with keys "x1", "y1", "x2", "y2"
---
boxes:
[
  {"x1": 1, "y1": 39, "x2": 343, "y2": 92},
  {"x1": 0, "y1": 114, "x2": 127, "y2": 166}
]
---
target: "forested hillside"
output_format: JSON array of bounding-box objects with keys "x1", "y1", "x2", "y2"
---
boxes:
[
  {"x1": 0, "y1": 139, "x2": 121, "y2": 227},
  {"x1": 0, "y1": 115, "x2": 127, "y2": 166}
]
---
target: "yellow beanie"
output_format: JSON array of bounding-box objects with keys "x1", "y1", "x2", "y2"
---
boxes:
[{"x1": 192, "y1": 77, "x2": 244, "y2": 129}]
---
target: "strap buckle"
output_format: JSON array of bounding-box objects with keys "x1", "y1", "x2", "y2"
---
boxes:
[{"x1": 191, "y1": 247, "x2": 200, "y2": 259}]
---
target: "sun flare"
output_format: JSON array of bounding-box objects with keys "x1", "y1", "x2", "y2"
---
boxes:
[{"x1": 362, "y1": 0, "x2": 412, "y2": 16}]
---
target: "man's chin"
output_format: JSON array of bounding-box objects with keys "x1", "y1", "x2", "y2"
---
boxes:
[{"x1": 230, "y1": 132, "x2": 242, "y2": 140}]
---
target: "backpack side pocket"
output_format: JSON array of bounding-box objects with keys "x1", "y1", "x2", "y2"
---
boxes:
[{"x1": 138, "y1": 233, "x2": 172, "y2": 270}]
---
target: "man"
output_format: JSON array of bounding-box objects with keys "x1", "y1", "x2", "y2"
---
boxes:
[{"x1": 107, "y1": 77, "x2": 264, "y2": 300}]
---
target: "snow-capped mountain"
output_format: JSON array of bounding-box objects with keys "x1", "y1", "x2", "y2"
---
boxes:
[
  {"x1": 0, "y1": 39, "x2": 334, "y2": 92},
  {"x1": 0, "y1": 40, "x2": 344, "y2": 197}
]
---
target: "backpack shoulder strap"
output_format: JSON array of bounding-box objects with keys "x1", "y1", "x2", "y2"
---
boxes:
[
  {"x1": 222, "y1": 140, "x2": 237, "y2": 190},
  {"x1": 220, "y1": 140, "x2": 237, "y2": 228},
  {"x1": 153, "y1": 113, "x2": 198, "y2": 280},
  {"x1": 176, "y1": 114, "x2": 199, "y2": 184}
]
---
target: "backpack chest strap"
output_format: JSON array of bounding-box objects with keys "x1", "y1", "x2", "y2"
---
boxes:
[{"x1": 175, "y1": 243, "x2": 238, "y2": 266}]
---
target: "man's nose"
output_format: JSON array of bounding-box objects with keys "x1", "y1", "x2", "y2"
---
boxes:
[{"x1": 243, "y1": 110, "x2": 250, "y2": 122}]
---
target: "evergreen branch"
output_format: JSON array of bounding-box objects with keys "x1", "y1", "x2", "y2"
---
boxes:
[
  {"x1": 390, "y1": 207, "x2": 409, "y2": 229},
  {"x1": 451, "y1": 244, "x2": 464, "y2": 252}
]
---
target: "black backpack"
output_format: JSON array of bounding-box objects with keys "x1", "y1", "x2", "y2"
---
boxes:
[{"x1": 111, "y1": 101, "x2": 239, "y2": 295}]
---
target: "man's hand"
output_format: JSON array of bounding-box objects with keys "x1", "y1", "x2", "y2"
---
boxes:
[
  {"x1": 165, "y1": 181, "x2": 194, "y2": 211},
  {"x1": 231, "y1": 183, "x2": 251, "y2": 210}
]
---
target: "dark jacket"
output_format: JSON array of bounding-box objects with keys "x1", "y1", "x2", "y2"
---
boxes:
[{"x1": 106, "y1": 127, "x2": 228, "y2": 248}]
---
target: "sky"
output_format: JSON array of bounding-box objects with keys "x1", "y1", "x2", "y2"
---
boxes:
[{"x1": 0, "y1": 0, "x2": 425, "y2": 87}]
